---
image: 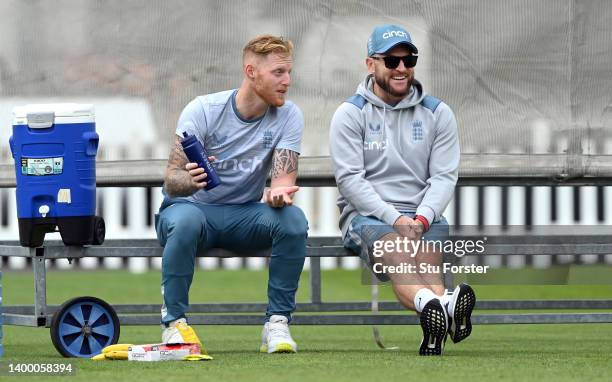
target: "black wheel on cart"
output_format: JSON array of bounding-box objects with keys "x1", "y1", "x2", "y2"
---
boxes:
[
  {"x1": 50, "y1": 296, "x2": 120, "y2": 358},
  {"x1": 92, "y1": 216, "x2": 105, "y2": 245}
]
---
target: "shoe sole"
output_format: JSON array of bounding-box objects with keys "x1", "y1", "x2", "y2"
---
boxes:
[
  {"x1": 419, "y1": 299, "x2": 448, "y2": 356},
  {"x1": 449, "y1": 284, "x2": 476, "y2": 343},
  {"x1": 260, "y1": 343, "x2": 297, "y2": 354}
]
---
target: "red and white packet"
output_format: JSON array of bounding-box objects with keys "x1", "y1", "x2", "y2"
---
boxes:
[{"x1": 128, "y1": 343, "x2": 202, "y2": 362}]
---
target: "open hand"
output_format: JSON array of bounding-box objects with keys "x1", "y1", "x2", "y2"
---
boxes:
[{"x1": 266, "y1": 186, "x2": 300, "y2": 208}]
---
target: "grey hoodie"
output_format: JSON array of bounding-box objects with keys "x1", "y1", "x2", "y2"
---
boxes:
[{"x1": 329, "y1": 75, "x2": 459, "y2": 237}]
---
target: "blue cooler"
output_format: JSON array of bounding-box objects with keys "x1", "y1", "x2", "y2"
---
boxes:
[{"x1": 9, "y1": 103, "x2": 105, "y2": 247}]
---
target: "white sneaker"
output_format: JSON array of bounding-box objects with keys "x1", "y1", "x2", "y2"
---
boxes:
[
  {"x1": 162, "y1": 318, "x2": 203, "y2": 348},
  {"x1": 419, "y1": 298, "x2": 448, "y2": 356},
  {"x1": 446, "y1": 283, "x2": 476, "y2": 343},
  {"x1": 260, "y1": 315, "x2": 297, "y2": 353}
]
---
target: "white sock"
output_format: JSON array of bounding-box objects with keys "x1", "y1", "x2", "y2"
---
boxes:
[
  {"x1": 414, "y1": 288, "x2": 437, "y2": 312},
  {"x1": 439, "y1": 289, "x2": 453, "y2": 304}
]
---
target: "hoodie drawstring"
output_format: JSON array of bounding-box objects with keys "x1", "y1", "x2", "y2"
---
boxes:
[{"x1": 382, "y1": 105, "x2": 387, "y2": 144}]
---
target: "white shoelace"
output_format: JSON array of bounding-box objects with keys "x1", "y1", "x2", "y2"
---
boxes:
[{"x1": 268, "y1": 323, "x2": 291, "y2": 340}]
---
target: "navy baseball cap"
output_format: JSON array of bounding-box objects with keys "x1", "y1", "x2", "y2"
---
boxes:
[{"x1": 367, "y1": 24, "x2": 418, "y2": 56}]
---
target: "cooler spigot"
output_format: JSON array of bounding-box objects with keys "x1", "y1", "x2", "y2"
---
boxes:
[{"x1": 39, "y1": 204, "x2": 50, "y2": 218}]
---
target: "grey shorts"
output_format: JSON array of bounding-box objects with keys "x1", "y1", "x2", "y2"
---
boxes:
[{"x1": 343, "y1": 214, "x2": 449, "y2": 282}]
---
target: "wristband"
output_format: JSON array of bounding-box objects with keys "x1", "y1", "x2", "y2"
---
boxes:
[{"x1": 415, "y1": 215, "x2": 430, "y2": 233}]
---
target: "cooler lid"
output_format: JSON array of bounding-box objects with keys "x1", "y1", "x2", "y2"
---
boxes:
[{"x1": 12, "y1": 103, "x2": 95, "y2": 127}]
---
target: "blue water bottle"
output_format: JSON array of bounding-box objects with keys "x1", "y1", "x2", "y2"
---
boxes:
[{"x1": 180, "y1": 132, "x2": 220, "y2": 190}]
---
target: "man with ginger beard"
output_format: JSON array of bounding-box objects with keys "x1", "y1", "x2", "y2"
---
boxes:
[
  {"x1": 330, "y1": 25, "x2": 476, "y2": 355},
  {"x1": 156, "y1": 35, "x2": 308, "y2": 355}
]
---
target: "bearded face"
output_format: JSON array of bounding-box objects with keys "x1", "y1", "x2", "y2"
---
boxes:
[
  {"x1": 251, "y1": 53, "x2": 293, "y2": 107},
  {"x1": 367, "y1": 45, "x2": 415, "y2": 105}
]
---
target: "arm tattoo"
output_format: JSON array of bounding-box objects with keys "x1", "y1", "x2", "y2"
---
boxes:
[
  {"x1": 271, "y1": 149, "x2": 298, "y2": 179},
  {"x1": 164, "y1": 138, "x2": 197, "y2": 197}
]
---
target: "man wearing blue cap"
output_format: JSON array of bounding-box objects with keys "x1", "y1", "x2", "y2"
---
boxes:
[{"x1": 329, "y1": 24, "x2": 476, "y2": 355}]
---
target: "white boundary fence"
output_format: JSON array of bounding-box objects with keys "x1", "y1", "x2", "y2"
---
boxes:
[{"x1": 1, "y1": 152, "x2": 612, "y2": 272}]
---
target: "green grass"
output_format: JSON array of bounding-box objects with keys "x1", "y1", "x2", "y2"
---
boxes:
[
  {"x1": 455, "y1": 264, "x2": 612, "y2": 285},
  {"x1": 2, "y1": 269, "x2": 612, "y2": 381}
]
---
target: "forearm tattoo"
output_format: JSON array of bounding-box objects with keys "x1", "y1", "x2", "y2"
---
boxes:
[
  {"x1": 164, "y1": 138, "x2": 197, "y2": 197},
  {"x1": 271, "y1": 149, "x2": 298, "y2": 179}
]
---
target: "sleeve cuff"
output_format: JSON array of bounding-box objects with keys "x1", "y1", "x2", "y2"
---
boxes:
[
  {"x1": 381, "y1": 205, "x2": 402, "y2": 227},
  {"x1": 415, "y1": 205, "x2": 436, "y2": 226}
]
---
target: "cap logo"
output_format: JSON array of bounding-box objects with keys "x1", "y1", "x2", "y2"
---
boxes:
[{"x1": 382, "y1": 30, "x2": 409, "y2": 39}]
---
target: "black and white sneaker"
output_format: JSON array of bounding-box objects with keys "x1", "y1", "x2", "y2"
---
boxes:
[
  {"x1": 446, "y1": 283, "x2": 476, "y2": 343},
  {"x1": 419, "y1": 298, "x2": 448, "y2": 356}
]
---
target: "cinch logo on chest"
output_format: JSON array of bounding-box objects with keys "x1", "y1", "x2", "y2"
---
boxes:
[
  {"x1": 368, "y1": 123, "x2": 382, "y2": 134},
  {"x1": 216, "y1": 157, "x2": 264, "y2": 173},
  {"x1": 412, "y1": 120, "x2": 423, "y2": 141}
]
